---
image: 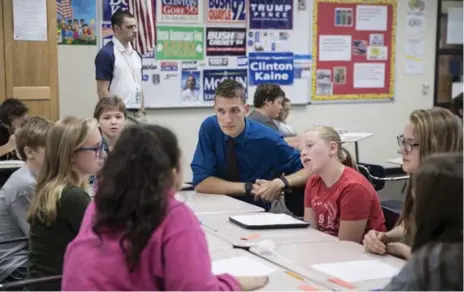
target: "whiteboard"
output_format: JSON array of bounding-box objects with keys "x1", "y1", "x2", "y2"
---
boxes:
[{"x1": 98, "y1": 0, "x2": 312, "y2": 108}]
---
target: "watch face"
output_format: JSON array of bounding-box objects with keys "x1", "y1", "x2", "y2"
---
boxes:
[{"x1": 245, "y1": 182, "x2": 252, "y2": 191}]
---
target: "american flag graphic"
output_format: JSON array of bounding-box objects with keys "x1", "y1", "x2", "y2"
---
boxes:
[
  {"x1": 57, "y1": 0, "x2": 73, "y2": 20},
  {"x1": 128, "y1": 0, "x2": 156, "y2": 56},
  {"x1": 101, "y1": 24, "x2": 113, "y2": 39}
]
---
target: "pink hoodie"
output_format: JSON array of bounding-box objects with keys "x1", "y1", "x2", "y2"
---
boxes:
[{"x1": 61, "y1": 196, "x2": 240, "y2": 291}]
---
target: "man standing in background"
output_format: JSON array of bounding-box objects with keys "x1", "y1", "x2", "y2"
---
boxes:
[{"x1": 94, "y1": 10, "x2": 145, "y2": 121}]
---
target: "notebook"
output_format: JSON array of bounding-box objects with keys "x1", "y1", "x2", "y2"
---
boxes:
[{"x1": 229, "y1": 213, "x2": 309, "y2": 229}]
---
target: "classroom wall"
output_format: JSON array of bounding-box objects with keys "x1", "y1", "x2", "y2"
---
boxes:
[{"x1": 58, "y1": 0, "x2": 437, "y2": 181}]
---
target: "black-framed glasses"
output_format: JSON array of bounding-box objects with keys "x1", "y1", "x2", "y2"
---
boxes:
[
  {"x1": 397, "y1": 134, "x2": 419, "y2": 153},
  {"x1": 75, "y1": 141, "x2": 105, "y2": 158}
]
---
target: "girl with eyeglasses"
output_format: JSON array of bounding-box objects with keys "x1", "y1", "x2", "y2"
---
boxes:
[
  {"x1": 363, "y1": 107, "x2": 462, "y2": 260},
  {"x1": 27, "y1": 117, "x2": 106, "y2": 291}
]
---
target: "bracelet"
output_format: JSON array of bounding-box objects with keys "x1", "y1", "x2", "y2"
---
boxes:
[{"x1": 279, "y1": 176, "x2": 290, "y2": 191}]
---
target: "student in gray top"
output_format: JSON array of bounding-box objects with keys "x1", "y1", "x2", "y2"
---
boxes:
[
  {"x1": 384, "y1": 152, "x2": 463, "y2": 291},
  {"x1": 0, "y1": 117, "x2": 53, "y2": 283}
]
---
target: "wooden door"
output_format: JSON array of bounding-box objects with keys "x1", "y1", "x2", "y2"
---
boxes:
[{"x1": 0, "y1": 0, "x2": 59, "y2": 121}]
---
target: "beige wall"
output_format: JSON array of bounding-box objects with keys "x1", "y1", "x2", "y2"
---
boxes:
[{"x1": 58, "y1": 0, "x2": 438, "y2": 181}]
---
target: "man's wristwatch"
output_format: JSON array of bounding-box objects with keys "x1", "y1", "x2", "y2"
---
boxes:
[
  {"x1": 278, "y1": 176, "x2": 290, "y2": 192},
  {"x1": 244, "y1": 182, "x2": 253, "y2": 196}
]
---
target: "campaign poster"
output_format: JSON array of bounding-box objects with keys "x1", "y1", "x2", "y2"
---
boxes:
[
  {"x1": 207, "y1": 0, "x2": 246, "y2": 23},
  {"x1": 180, "y1": 70, "x2": 201, "y2": 103},
  {"x1": 102, "y1": 0, "x2": 128, "y2": 22},
  {"x1": 206, "y1": 27, "x2": 246, "y2": 56},
  {"x1": 248, "y1": 52, "x2": 294, "y2": 86},
  {"x1": 57, "y1": 0, "x2": 97, "y2": 45},
  {"x1": 157, "y1": 0, "x2": 202, "y2": 23},
  {"x1": 249, "y1": 0, "x2": 293, "y2": 29},
  {"x1": 203, "y1": 69, "x2": 248, "y2": 101},
  {"x1": 156, "y1": 26, "x2": 204, "y2": 60}
]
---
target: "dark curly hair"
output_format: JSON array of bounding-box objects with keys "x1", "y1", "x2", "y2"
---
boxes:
[
  {"x1": 0, "y1": 98, "x2": 28, "y2": 126},
  {"x1": 92, "y1": 124, "x2": 181, "y2": 271}
]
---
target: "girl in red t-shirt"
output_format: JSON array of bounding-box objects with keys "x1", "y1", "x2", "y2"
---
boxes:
[{"x1": 301, "y1": 126, "x2": 386, "y2": 243}]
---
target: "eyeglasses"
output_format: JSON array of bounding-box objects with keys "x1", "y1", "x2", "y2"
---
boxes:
[
  {"x1": 397, "y1": 134, "x2": 419, "y2": 153},
  {"x1": 75, "y1": 141, "x2": 105, "y2": 158}
]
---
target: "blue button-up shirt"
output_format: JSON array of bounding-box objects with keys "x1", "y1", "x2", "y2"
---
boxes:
[{"x1": 191, "y1": 115, "x2": 303, "y2": 210}]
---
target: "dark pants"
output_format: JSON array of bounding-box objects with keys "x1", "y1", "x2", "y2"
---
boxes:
[{"x1": 284, "y1": 187, "x2": 305, "y2": 217}]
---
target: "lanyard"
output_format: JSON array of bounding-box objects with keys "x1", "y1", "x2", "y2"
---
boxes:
[{"x1": 122, "y1": 51, "x2": 139, "y2": 87}]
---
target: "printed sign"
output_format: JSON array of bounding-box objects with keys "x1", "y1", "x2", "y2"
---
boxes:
[
  {"x1": 102, "y1": 0, "x2": 128, "y2": 22},
  {"x1": 206, "y1": 27, "x2": 246, "y2": 56},
  {"x1": 249, "y1": 0, "x2": 293, "y2": 29},
  {"x1": 160, "y1": 61, "x2": 179, "y2": 71},
  {"x1": 157, "y1": 0, "x2": 201, "y2": 23},
  {"x1": 203, "y1": 69, "x2": 248, "y2": 101},
  {"x1": 208, "y1": 57, "x2": 229, "y2": 66},
  {"x1": 156, "y1": 26, "x2": 204, "y2": 60},
  {"x1": 248, "y1": 52, "x2": 294, "y2": 85},
  {"x1": 207, "y1": 0, "x2": 246, "y2": 23}
]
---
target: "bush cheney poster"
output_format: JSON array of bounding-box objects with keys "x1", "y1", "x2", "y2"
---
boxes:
[{"x1": 206, "y1": 27, "x2": 246, "y2": 56}]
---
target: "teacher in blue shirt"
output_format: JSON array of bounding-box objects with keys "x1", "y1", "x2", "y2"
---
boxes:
[{"x1": 191, "y1": 79, "x2": 310, "y2": 216}]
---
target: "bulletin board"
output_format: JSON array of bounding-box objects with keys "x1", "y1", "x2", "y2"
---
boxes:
[
  {"x1": 98, "y1": 0, "x2": 313, "y2": 108},
  {"x1": 311, "y1": 0, "x2": 397, "y2": 103}
]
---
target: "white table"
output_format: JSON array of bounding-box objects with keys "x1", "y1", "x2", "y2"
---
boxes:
[
  {"x1": 198, "y1": 212, "x2": 337, "y2": 247},
  {"x1": 0, "y1": 160, "x2": 24, "y2": 169},
  {"x1": 203, "y1": 228, "x2": 232, "y2": 252},
  {"x1": 175, "y1": 191, "x2": 264, "y2": 215},
  {"x1": 386, "y1": 157, "x2": 402, "y2": 165},
  {"x1": 339, "y1": 132, "x2": 373, "y2": 162},
  {"x1": 251, "y1": 240, "x2": 405, "y2": 291},
  {"x1": 210, "y1": 248, "x2": 328, "y2": 291}
]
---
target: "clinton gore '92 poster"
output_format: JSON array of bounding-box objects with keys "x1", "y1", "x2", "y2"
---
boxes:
[
  {"x1": 157, "y1": 0, "x2": 202, "y2": 23},
  {"x1": 207, "y1": 0, "x2": 246, "y2": 23},
  {"x1": 249, "y1": 0, "x2": 293, "y2": 29}
]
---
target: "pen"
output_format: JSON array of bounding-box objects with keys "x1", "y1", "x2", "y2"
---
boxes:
[
  {"x1": 286, "y1": 271, "x2": 305, "y2": 281},
  {"x1": 328, "y1": 277, "x2": 356, "y2": 289}
]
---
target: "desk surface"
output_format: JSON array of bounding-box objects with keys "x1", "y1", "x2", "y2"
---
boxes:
[
  {"x1": 0, "y1": 160, "x2": 24, "y2": 170},
  {"x1": 252, "y1": 240, "x2": 405, "y2": 291},
  {"x1": 210, "y1": 248, "x2": 327, "y2": 291},
  {"x1": 199, "y1": 212, "x2": 337, "y2": 246},
  {"x1": 386, "y1": 157, "x2": 403, "y2": 165},
  {"x1": 175, "y1": 191, "x2": 264, "y2": 215},
  {"x1": 340, "y1": 132, "x2": 373, "y2": 143},
  {"x1": 204, "y1": 228, "x2": 232, "y2": 252}
]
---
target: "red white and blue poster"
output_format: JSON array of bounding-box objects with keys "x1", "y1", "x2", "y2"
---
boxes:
[
  {"x1": 156, "y1": 0, "x2": 202, "y2": 23},
  {"x1": 207, "y1": 0, "x2": 247, "y2": 23},
  {"x1": 249, "y1": 0, "x2": 293, "y2": 29}
]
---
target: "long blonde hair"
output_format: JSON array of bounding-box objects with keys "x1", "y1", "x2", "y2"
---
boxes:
[
  {"x1": 28, "y1": 116, "x2": 98, "y2": 226},
  {"x1": 398, "y1": 107, "x2": 463, "y2": 241},
  {"x1": 313, "y1": 126, "x2": 357, "y2": 169}
]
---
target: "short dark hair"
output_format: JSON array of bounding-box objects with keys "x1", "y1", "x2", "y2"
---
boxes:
[
  {"x1": 451, "y1": 93, "x2": 463, "y2": 116},
  {"x1": 214, "y1": 79, "x2": 246, "y2": 101},
  {"x1": 111, "y1": 9, "x2": 135, "y2": 28},
  {"x1": 283, "y1": 97, "x2": 290, "y2": 104},
  {"x1": 253, "y1": 84, "x2": 285, "y2": 108},
  {"x1": 94, "y1": 96, "x2": 127, "y2": 119},
  {"x1": 412, "y1": 152, "x2": 463, "y2": 252},
  {"x1": 93, "y1": 124, "x2": 181, "y2": 271},
  {"x1": 0, "y1": 98, "x2": 28, "y2": 126}
]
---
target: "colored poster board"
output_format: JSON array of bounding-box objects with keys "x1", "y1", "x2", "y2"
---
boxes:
[
  {"x1": 57, "y1": 0, "x2": 97, "y2": 45},
  {"x1": 203, "y1": 69, "x2": 248, "y2": 101},
  {"x1": 311, "y1": 0, "x2": 397, "y2": 102},
  {"x1": 156, "y1": 0, "x2": 203, "y2": 23},
  {"x1": 206, "y1": 0, "x2": 247, "y2": 23},
  {"x1": 156, "y1": 26, "x2": 204, "y2": 60},
  {"x1": 249, "y1": 0, "x2": 293, "y2": 29},
  {"x1": 248, "y1": 52, "x2": 294, "y2": 86},
  {"x1": 206, "y1": 27, "x2": 247, "y2": 56}
]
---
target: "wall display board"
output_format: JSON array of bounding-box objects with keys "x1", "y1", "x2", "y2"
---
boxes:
[
  {"x1": 99, "y1": 0, "x2": 313, "y2": 108},
  {"x1": 311, "y1": 0, "x2": 397, "y2": 103}
]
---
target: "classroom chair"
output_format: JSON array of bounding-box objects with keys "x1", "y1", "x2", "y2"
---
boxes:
[
  {"x1": 382, "y1": 205, "x2": 400, "y2": 231},
  {"x1": 0, "y1": 275, "x2": 62, "y2": 291}
]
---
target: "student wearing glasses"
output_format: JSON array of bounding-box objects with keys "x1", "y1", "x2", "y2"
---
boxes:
[
  {"x1": 27, "y1": 117, "x2": 105, "y2": 291},
  {"x1": 363, "y1": 107, "x2": 462, "y2": 259}
]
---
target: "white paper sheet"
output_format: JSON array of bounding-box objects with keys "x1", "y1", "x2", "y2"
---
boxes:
[
  {"x1": 356, "y1": 5, "x2": 387, "y2": 31},
  {"x1": 13, "y1": 0, "x2": 48, "y2": 41},
  {"x1": 311, "y1": 260, "x2": 400, "y2": 282},
  {"x1": 447, "y1": 8, "x2": 463, "y2": 44},
  {"x1": 319, "y1": 35, "x2": 352, "y2": 61},
  {"x1": 212, "y1": 256, "x2": 280, "y2": 276},
  {"x1": 230, "y1": 213, "x2": 306, "y2": 226},
  {"x1": 353, "y1": 63, "x2": 385, "y2": 88}
]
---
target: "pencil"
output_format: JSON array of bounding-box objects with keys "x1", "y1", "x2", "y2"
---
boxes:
[{"x1": 286, "y1": 271, "x2": 305, "y2": 281}]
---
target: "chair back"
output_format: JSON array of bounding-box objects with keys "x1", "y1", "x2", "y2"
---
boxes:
[
  {"x1": 381, "y1": 205, "x2": 400, "y2": 231},
  {"x1": 357, "y1": 163, "x2": 387, "y2": 191},
  {"x1": 0, "y1": 275, "x2": 62, "y2": 291}
]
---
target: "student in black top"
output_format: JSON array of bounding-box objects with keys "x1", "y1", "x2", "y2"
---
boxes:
[
  {"x1": 0, "y1": 98, "x2": 28, "y2": 160},
  {"x1": 27, "y1": 117, "x2": 106, "y2": 291},
  {"x1": 451, "y1": 93, "x2": 463, "y2": 121}
]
